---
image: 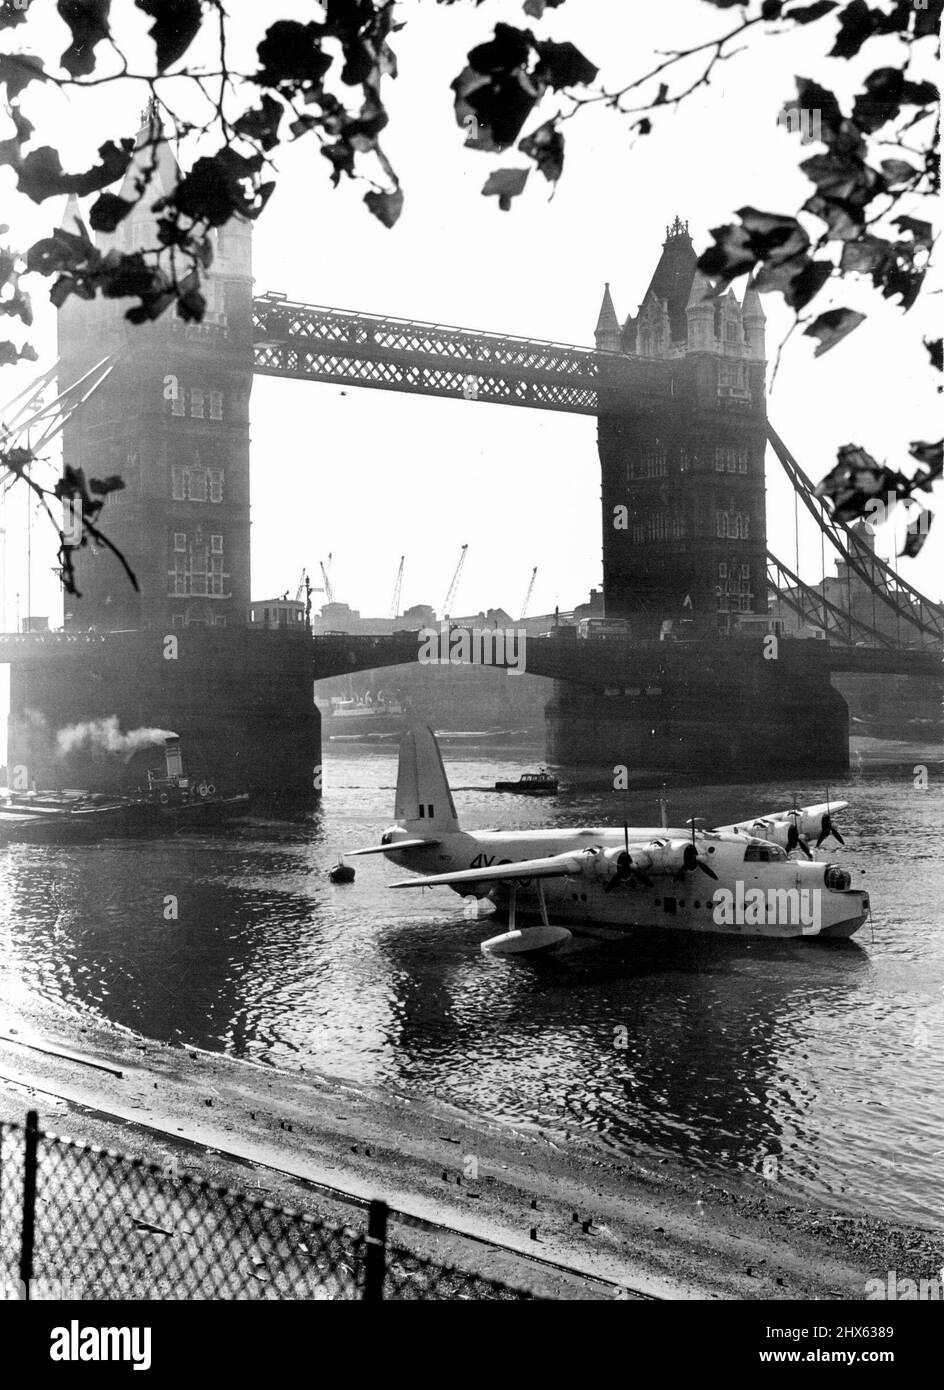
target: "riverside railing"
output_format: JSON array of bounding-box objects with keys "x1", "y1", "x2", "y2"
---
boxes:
[{"x1": 0, "y1": 1113, "x2": 530, "y2": 1302}]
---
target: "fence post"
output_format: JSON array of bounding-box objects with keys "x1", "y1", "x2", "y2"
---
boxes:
[
  {"x1": 364, "y1": 1199, "x2": 387, "y2": 1302},
  {"x1": 19, "y1": 1110, "x2": 38, "y2": 1300}
]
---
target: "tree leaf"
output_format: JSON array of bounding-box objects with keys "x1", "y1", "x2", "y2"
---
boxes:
[
  {"x1": 0, "y1": 339, "x2": 37, "y2": 366},
  {"x1": 364, "y1": 186, "x2": 403, "y2": 229},
  {"x1": 900, "y1": 511, "x2": 932, "y2": 558},
  {"x1": 57, "y1": 0, "x2": 112, "y2": 78},
  {"x1": 135, "y1": 0, "x2": 204, "y2": 73},
  {"x1": 0, "y1": 53, "x2": 46, "y2": 101},
  {"x1": 783, "y1": 257, "x2": 832, "y2": 309},
  {"x1": 523, "y1": 0, "x2": 566, "y2": 17},
  {"x1": 804, "y1": 307, "x2": 866, "y2": 355},
  {"x1": 468, "y1": 24, "x2": 533, "y2": 77},
  {"x1": 518, "y1": 119, "x2": 564, "y2": 182},
  {"x1": 784, "y1": 1, "x2": 838, "y2": 20},
  {"x1": 839, "y1": 235, "x2": 892, "y2": 276},
  {"x1": 909, "y1": 439, "x2": 943, "y2": 472},
  {"x1": 233, "y1": 95, "x2": 284, "y2": 152},
  {"x1": 922, "y1": 339, "x2": 943, "y2": 374},
  {"x1": 0, "y1": 0, "x2": 30, "y2": 29},
  {"x1": 533, "y1": 39, "x2": 598, "y2": 90},
  {"x1": 452, "y1": 65, "x2": 541, "y2": 151},
  {"x1": 254, "y1": 20, "x2": 332, "y2": 98},
  {"x1": 829, "y1": 0, "x2": 883, "y2": 61},
  {"x1": 893, "y1": 215, "x2": 933, "y2": 249},
  {"x1": 482, "y1": 166, "x2": 530, "y2": 211},
  {"x1": 880, "y1": 158, "x2": 917, "y2": 185},
  {"x1": 16, "y1": 139, "x2": 134, "y2": 204},
  {"x1": 88, "y1": 192, "x2": 135, "y2": 232}
]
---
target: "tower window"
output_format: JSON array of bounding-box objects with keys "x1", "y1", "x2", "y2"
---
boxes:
[
  {"x1": 188, "y1": 467, "x2": 208, "y2": 502},
  {"x1": 171, "y1": 466, "x2": 186, "y2": 501},
  {"x1": 190, "y1": 389, "x2": 205, "y2": 419},
  {"x1": 715, "y1": 447, "x2": 749, "y2": 474},
  {"x1": 170, "y1": 392, "x2": 185, "y2": 418},
  {"x1": 209, "y1": 391, "x2": 223, "y2": 420},
  {"x1": 208, "y1": 468, "x2": 223, "y2": 502},
  {"x1": 716, "y1": 511, "x2": 750, "y2": 539},
  {"x1": 173, "y1": 532, "x2": 187, "y2": 552},
  {"x1": 210, "y1": 534, "x2": 223, "y2": 554}
]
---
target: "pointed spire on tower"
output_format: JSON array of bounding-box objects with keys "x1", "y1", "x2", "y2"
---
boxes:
[
  {"x1": 118, "y1": 97, "x2": 180, "y2": 207},
  {"x1": 685, "y1": 267, "x2": 713, "y2": 311},
  {"x1": 60, "y1": 192, "x2": 85, "y2": 234},
  {"x1": 741, "y1": 273, "x2": 766, "y2": 320},
  {"x1": 741, "y1": 273, "x2": 766, "y2": 360},
  {"x1": 594, "y1": 283, "x2": 621, "y2": 351}
]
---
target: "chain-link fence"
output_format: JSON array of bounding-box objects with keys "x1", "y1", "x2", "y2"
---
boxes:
[{"x1": 0, "y1": 1113, "x2": 531, "y2": 1301}]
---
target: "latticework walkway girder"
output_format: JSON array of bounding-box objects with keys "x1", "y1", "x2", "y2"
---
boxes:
[
  {"x1": 250, "y1": 297, "x2": 942, "y2": 650},
  {"x1": 252, "y1": 299, "x2": 601, "y2": 413}
]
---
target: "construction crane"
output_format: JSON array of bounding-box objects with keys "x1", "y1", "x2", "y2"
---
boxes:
[
  {"x1": 318, "y1": 559, "x2": 334, "y2": 605},
  {"x1": 519, "y1": 566, "x2": 538, "y2": 622},
  {"x1": 390, "y1": 555, "x2": 404, "y2": 619},
  {"x1": 441, "y1": 543, "x2": 468, "y2": 620}
]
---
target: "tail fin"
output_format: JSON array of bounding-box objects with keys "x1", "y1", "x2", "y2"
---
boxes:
[{"x1": 395, "y1": 726, "x2": 459, "y2": 835}]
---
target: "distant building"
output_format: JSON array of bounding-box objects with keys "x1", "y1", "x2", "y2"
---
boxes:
[{"x1": 769, "y1": 522, "x2": 940, "y2": 649}]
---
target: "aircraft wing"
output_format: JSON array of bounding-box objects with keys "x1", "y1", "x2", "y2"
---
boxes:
[
  {"x1": 389, "y1": 850, "x2": 588, "y2": 889},
  {"x1": 716, "y1": 802, "x2": 848, "y2": 836},
  {"x1": 348, "y1": 839, "x2": 439, "y2": 857}
]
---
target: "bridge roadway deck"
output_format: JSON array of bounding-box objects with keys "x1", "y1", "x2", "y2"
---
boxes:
[{"x1": 0, "y1": 631, "x2": 938, "y2": 683}]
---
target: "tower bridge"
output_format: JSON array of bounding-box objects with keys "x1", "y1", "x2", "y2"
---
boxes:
[{"x1": 4, "y1": 119, "x2": 941, "y2": 799}]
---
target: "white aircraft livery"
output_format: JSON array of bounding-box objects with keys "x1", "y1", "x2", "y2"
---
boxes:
[{"x1": 349, "y1": 726, "x2": 870, "y2": 955}]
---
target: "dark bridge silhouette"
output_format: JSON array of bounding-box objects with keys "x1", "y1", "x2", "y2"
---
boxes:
[{"x1": 1, "y1": 628, "x2": 937, "y2": 683}]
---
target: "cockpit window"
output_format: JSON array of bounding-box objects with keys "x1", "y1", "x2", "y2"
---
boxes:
[{"x1": 743, "y1": 843, "x2": 787, "y2": 862}]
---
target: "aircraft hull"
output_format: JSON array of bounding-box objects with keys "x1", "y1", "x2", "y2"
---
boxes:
[{"x1": 486, "y1": 880, "x2": 869, "y2": 941}]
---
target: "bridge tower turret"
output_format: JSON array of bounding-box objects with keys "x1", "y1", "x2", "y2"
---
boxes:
[{"x1": 597, "y1": 216, "x2": 768, "y2": 639}]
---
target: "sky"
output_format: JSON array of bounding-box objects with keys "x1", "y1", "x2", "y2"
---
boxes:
[{"x1": 0, "y1": 0, "x2": 940, "y2": 630}]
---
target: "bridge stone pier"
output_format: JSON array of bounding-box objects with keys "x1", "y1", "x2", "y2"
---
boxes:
[{"x1": 4, "y1": 629, "x2": 318, "y2": 804}]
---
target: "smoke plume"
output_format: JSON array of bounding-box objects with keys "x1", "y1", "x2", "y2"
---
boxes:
[{"x1": 56, "y1": 717, "x2": 178, "y2": 761}]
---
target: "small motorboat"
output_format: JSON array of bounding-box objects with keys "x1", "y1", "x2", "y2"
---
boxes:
[{"x1": 493, "y1": 770, "x2": 559, "y2": 796}]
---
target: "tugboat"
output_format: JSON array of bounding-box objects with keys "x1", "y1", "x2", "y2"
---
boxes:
[
  {"x1": 0, "y1": 737, "x2": 249, "y2": 844},
  {"x1": 493, "y1": 769, "x2": 559, "y2": 797}
]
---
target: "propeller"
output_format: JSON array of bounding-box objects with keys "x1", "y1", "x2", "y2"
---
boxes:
[
  {"x1": 786, "y1": 821, "x2": 813, "y2": 860},
  {"x1": 673, "y1": 820, "x2": 719, "y2": 882},
  {"x1": 816, "y1": 788, "x2": 846, "y2": 848},
  {"x1": 785, "y1": 796, "x2": 813, "y2": 860},
  {"x1": 603, "y1": 821, "x2": 654, "y2": 892}
]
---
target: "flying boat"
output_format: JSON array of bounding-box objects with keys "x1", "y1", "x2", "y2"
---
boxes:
[{"x1": 349, "y1": 727, "x2": 869, "y2": 954}]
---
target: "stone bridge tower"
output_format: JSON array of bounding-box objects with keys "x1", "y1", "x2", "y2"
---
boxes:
[
  {"x1": 544, "y1": 218, "x2": 848, "y2": 775},
  {"x1": 7, "y1": 110, "x2": 319, "y2": 803},
  {"x1": 595, "y1": 216, "x2": 768, "y2": 639},
  {"x1": 57, "y1": 110, "x2": 253, "y2": 633}
]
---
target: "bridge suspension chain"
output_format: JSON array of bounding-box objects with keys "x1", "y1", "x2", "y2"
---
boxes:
[{"x1": 767, "y1": 424, "x2": 944, "y2": 643}]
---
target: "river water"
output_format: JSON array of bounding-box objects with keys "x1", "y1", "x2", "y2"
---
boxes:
[{"x1": 1, "y1": 741, "x2": 942, "y2": 1230}]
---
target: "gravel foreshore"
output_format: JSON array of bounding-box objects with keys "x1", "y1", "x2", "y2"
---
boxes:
[{"x1": 0, "y1": 987, "x2": 940, "y2": 1302}]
